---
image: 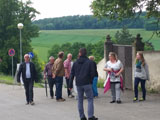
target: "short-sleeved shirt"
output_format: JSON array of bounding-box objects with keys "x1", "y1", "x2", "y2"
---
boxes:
[
  {"x1": 104, "y1": 60, "x2": 123, "y2": 82},
  {"x1": 64, "y1": 59, "x2": 71, "y2": 77}
]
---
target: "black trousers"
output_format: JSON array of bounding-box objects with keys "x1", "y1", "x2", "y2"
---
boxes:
[
  {"x1": 48, "y1": 76, "x2": 56, "y2": 98},
  {"x1": 24, "y1": 78, "x2": 34, "y2": 103},
  {"x1": 66, "y1": 78, "x2": 71, "y2": 96}
]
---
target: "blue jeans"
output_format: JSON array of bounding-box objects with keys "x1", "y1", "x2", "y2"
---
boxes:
[
  {"x1": 134, "y1": 77, "x2": 146, "y2": 100},
  {"x1": 92, "y1": 77, "x2": 98, "y2": 97},
  {"x1": 55, "y1": 76, "x2": 63, "y2": 100},
  {"x1": 77, "y1": 84, "x2": 94, "y2": 119}
]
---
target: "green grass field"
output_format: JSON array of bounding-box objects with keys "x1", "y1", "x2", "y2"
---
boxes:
[
  {"x1": 31, "y1": 29, "x2": 160, "y2": 62},
  {"x1": 0, "y1": 74, "x2": 43, "y2": 88}
]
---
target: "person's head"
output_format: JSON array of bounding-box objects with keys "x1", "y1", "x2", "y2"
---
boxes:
[
  {"x1": 136, "y1": 52, "x2": 145, "y2": 66},
  {"x1": 89, "y1": 56, "x2": 95, "y2": 61},
  {"x1": 67, "y1": 53, "x2": 72, "y2": 61},
  {"x1": 49, "y1": 56, "x2": 55, "y2": 64},
  {"x1": 24, "y1": 54, "x2": 30, "y2": 63},
  {"x1": 79, "y1": 48, "x2": 87, "y2": 57},
  {"x1": 109, "y1": 52, "x2": 117, "y2": 61},
  {"x1": 58, "y1": 51, "x2": 64, "y2": 59}
]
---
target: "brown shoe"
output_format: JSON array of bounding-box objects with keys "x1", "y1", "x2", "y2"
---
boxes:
[
  {"x1": 57, "y1": 98, "x2": 65, "y2": 102},
  {"x1": 30, "y1": 101, "x2": 35, "y2": 105},
  {"x1": 61, "y1": 98, "x2": 66, "y2": 101}
]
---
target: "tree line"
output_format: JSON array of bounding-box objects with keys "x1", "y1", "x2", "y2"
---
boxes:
[{"x1": 33, "y1": 13, "x2": 160, "y2": 31}]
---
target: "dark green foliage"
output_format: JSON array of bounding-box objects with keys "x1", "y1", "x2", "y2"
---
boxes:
[
  {"x1": 48, "y1": 41, "x2": 104, "y2": 63},
  {"x1": 115, "y1": 27, "x2": 135, "y2": 45},
  {"x1": 33, "y1": 14, "x2": 159, "y2": 30},
  {"x1": 144, "y1": 41, "x2": 154, "y2": 51},
  {"x1": 0, "y1": 0, "x2": 42, "y2": 82},
  {"x1": 91, "y1": 0, "x2": 160, "y2": 20},
  {"x1": 91, "y1": 0, "x2": 160, "y2": 35}
]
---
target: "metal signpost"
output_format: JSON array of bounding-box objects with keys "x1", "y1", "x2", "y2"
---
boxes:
[{"x1": 8, "y1": 49, "x2": 15, "y2": 78}]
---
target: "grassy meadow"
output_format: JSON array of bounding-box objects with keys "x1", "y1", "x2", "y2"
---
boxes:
[
  {"x1": 0, "y1": 74, "x2": 43, "y2": 88},
  {"x1": 31, "y1": 29, "x2": 160, "y2": 62}
]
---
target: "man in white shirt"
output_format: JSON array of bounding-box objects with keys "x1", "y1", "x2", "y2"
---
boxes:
[{"x1": 17, "y1": 54, "x2": 37, "y2": 105}]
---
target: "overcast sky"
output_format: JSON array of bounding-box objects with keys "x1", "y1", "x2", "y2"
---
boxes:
[{"x1": 22, "y1": 0, "x2": 93, "y2": 20}]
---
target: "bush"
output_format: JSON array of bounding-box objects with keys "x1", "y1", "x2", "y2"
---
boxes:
[{"x1": 115, "y1": 27, "x2": 135, "y2": 45}]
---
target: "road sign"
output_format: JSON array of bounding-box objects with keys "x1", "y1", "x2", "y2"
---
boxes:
[
  {"x1": 8, "y1": 49, "x2": 15, "y2": 56},
  {"x1": 28, "y1": 52, "x2": 34, "y2": 59}
]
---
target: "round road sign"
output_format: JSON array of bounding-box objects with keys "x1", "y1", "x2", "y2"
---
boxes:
[{"x1": 8, "y1": 49, "x2": 15, "y2": 56}]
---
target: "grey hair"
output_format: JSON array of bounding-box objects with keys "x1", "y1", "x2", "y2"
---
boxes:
[
  {"x1": 67, "y1": 53, "x2": 72, "y2": 57},
  {"x1": 49, "y1": 56, "x2": 54, "y2": 60},
  {"x1": 24, "y1": 54, "x2": 29, "y2": 58},
  {"x1": 89, "y1": 56, "x2": 95, "y2": 60}
]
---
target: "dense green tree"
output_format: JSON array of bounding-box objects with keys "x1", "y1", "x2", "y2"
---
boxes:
[
  {"x1": 91, "y1": 40, "x2": 104, "y2": 63},
  {"x1": 91, "y1": 0, "x2": 160, "y2": 35},
  {"x1": 0, "y1": 0, "x2": 42, "y2": 81},
  {"x1": 48, "y1": 44, "x2": 61, "y2": 60},
  {"x1": 91, "y1": 0, "x2": 160, "y2": 20},
  {"x1": 48, "y1": 43, "x2": 86, "y2": 62},
  {"x1": 115, "y1": 27, "x2": 135, "y2": 45},
  {"x1": 48, "y1": 41, "x2": 104, "y2": 64}
]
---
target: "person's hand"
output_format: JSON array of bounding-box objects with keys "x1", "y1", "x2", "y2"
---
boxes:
[
  {"x1": 52, "y1": 74, "x2": 55, "y2": 79},
  {"x1": 44, "y1": 75, "x2": 46, "y2": 80},
  {"x1": 108, "y1": 68, "x2": 113, "y2": 72},
  {"x1": 69, "y1": 88, "x2": 72, "y2": 91},
  {"x1": 66, "y1": 74, "x2": 70, "y2": 79},
  {"x1": 115, "y1": 73, "x2": 120, "y2": 77}
]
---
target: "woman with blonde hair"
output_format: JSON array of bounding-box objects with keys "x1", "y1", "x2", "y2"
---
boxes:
[
  {"x1": 133, "y1": 52, "x2": 149, "y2": 102},
  {"x1": 104, "y1": 52, "x2": 124, "y2": 104}
]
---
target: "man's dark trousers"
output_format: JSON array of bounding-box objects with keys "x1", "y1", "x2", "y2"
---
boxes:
[
  {"x1": 66, "y1": 78, "x2": 71, "y2": 96},
  {"x1": 77, "y1": 84, "x2": 94, "y2": 119},
  {"x1": 55, "y1": 76, "x2": 63, "y2": 100},
  {"x1": 48, "y1": 76, "x2": 56, "y2": 98},
  {"x1": 24, "y1": 78, "x2": 34, "y2": 103}
]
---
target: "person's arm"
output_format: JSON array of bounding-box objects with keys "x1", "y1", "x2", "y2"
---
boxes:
[
  {"x1": 115, "y1": 61, "x2": 124, "y2": 76},
  {"x1": 69, "y1": 62, "x2": 75, "y2": 89},
  {"x1": 95, "y1": 62, "x2": 98, "y2": 77},
  {"x1": 33, "y1": 63, "x2": 38, "y2": 82},
  {"x1": 64, "y1": 61, "x2": 69, "y2": 79},
  {"x1": 64, "y1": 69, "x2": 69, "y2": 78},
  {"x1": 51, "y1": 64, "x2": 55, "y2": 78},
  {"x1": 90, "y1": 61, "x2": 96, "y2": 83},
  {"x1": 17, "y1": 64, "x2": 23, "y2": 83},
  {"x1": 115, "y1": 68, "x2": 124, "y2": 76},
  {"x1": 43, "y1": 64, "x2": 48, "y2": 80},
  {"x1": 103, "y1": 62, "x2": 112, "y2": 72},
  {"x1": 103, "y1": 68, "x2": 113, "y2": 72}
]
